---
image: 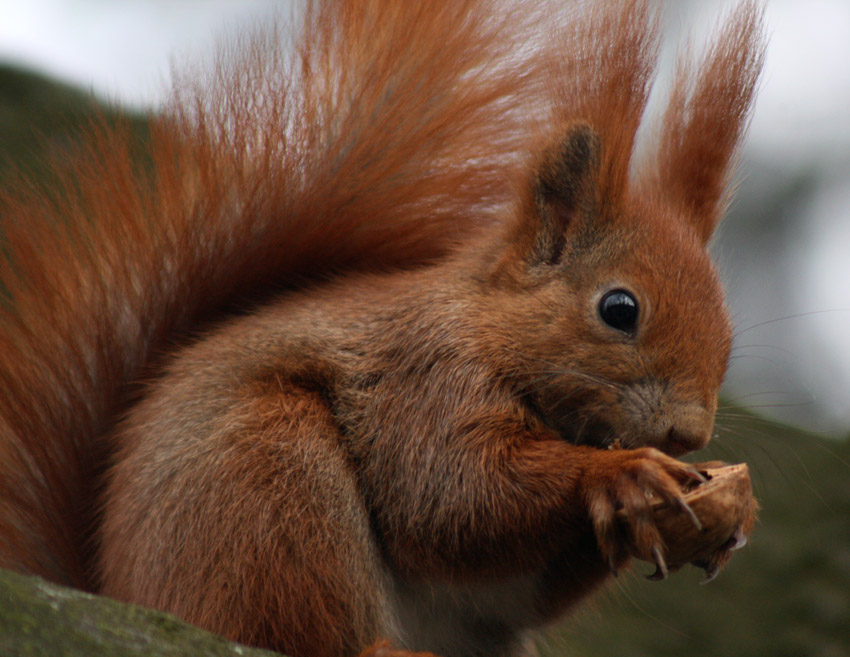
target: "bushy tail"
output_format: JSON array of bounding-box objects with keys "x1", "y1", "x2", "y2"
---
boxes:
[
  {"x1": 0, "y1": 0, "x2": 563, "y2": 588},
  {"x1": 0, "y1": 0, "x2": 764, "y2": 588}
]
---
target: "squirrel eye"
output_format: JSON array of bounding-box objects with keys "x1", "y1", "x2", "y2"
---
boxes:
[{"x1": 598, "y1": 289, "x2": 639, "y2": 334}]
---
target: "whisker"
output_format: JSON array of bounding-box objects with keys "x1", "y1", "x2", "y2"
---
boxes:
[
  {"x1": 720, "y1": 390, "x2": 796, "y2": 403},
  {"x1": 696, "y1": 435, "x2": 738, "y2": 463},
  {"x1": 733, "y1": 308, "x2": 850, "y2": 338},
  {"x1": 733, "y1": 400, "x2": 817, "y2": 411},
  {"x1": 726, "y1": 353, "x2": 785, "y2": 366},
  {"x1": 504, "y1": 362, "x2": 625, "y2": 395},
  {"x1": 729, "y1": 343, "x2": 797, "y2": 356}
]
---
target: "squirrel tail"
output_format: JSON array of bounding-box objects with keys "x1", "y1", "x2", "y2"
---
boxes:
[
  {"x1": 0, "y1": 0, "x2": 562, "y2": 588},
  {"x1": 0, "y1": 0, "x2": 764, "y2": 588}
]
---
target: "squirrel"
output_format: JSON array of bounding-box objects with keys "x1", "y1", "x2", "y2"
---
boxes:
[{"x1": 0, "y1": 1, "x2": 765, "y2": 656}]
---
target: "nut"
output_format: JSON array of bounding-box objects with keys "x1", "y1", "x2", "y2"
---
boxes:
[{"x1": 620, "y1": 462, "x2": 758, "y2": 579}]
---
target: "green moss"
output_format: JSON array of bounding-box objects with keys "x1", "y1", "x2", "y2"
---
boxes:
[{"x1": 0, "y1": 569, "x2": 283, "y2": 657}]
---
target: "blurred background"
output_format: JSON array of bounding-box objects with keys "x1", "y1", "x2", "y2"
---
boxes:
[{"x1": 1, "y1": 1, "x2": 848, "y2": 656}]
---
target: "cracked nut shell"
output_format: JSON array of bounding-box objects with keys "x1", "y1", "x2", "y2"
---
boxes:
[{"x1": 620, "y1": 462, "x2": 757, "y2": 575}]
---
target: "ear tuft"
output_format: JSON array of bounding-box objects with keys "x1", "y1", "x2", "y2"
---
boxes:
[
  {"x1": 537, "y1": 124, "x2": 601, "y2": 207},
  {"x1": 652, "y1": 1, "x2": 766, "y2": 243},
  {"x1": 532, "y1": 124, "x2": 601, "y2": 265}
]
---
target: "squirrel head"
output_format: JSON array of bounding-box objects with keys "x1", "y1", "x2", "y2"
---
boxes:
[
  {"x1": 469, "y1": 1, "x2": 763, "y2": 457},
  {"x1": 475, "y1": 122, "x2": 734, "y2": 457}
]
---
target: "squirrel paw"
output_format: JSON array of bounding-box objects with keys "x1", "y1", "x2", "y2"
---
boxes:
[{"x1": 582, "y1": 447, "x2": 706, "y2": 580}]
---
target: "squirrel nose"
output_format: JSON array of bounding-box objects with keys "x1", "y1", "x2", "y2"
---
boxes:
[
  {"x1": 621, "y1": 381, "x2": 715, "y2": 455},
  {"x1": 660, "y1": 405, "x2": 714, "y2": 455},
  {"x1": 664, "y1": 426, "x2": 711, "y2": 456}
]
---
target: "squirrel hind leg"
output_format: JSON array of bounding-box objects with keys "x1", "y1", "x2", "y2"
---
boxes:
[{"x1": 100, "y1": 380, "x2": 393, "y2": 657}]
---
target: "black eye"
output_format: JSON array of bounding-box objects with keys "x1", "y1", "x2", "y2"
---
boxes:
[{"x1": 599, "y1": 289, "x2": 639, "y2": 334}]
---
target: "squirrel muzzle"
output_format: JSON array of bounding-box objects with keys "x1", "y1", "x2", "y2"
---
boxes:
[{"x1": 617, "y1": 381, "x2": 715, "y2": 456}]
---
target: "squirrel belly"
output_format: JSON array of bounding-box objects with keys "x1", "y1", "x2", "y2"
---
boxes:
[{"x1": 0, "y1": 1, "x2": 765, "y2": 656}]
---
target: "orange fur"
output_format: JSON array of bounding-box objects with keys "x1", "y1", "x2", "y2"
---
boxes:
[{"x1": 0, "y1": 1, "x2": 765, "y2": 656}]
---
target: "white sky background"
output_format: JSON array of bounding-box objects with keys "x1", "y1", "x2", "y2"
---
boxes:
[
  {"x1": 0, "y1": 0, "x2": 284, "y2": 107},
  {"x1": 1, "y1": 0, "x2": 849, "y2": 435}
]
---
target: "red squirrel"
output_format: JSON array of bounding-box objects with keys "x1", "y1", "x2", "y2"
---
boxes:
[{"x1": 0, "y1": 1, "x2": 765, "y2": 655}]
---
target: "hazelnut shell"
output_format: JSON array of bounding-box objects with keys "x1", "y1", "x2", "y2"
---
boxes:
[{"x1": 620, "y1": 463, "x2": 757, "y2": 572}]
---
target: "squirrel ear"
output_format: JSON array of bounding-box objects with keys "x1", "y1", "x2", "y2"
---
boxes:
[
  {"x1": 652, "y1": 1, "x2": 765, "y2": 243},
  {"x1": 530, "y1": 124, "x2": 601, "y2": 265}
]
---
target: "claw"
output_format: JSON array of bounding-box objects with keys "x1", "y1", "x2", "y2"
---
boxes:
[
  {"x1": 677, "y1": 498, "x2": 703, "y2": 532},
  {"x1": 647, "y1": 566, "x2": 666, "y2": 581},
  {"x1": 700, "y1": 562, "x2": 720, "y2": 584},
  {"x1": 608, "y1": 554, "x2": 619, "y2": 577},
  {"x1": 685, "y1": 467, "x2": 708, "y2": 485},
  {"x1": 730, "y1": 528, "x2": 748, "y2": 551},
  {"x1": 717, "y1": 527, "x2": 748, "y2": 553},
  {"x1": 646, "y1": 545, "x2": 669, "y2": 581}
]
